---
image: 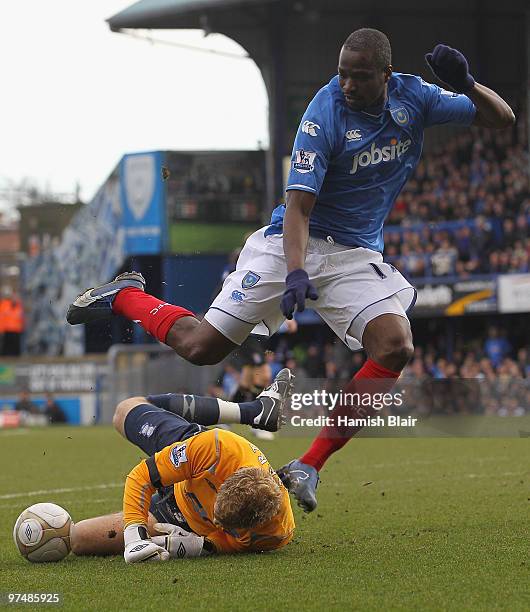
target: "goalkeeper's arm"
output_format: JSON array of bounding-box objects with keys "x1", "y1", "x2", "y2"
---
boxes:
[{"x1": 122, "y1": 450, "x2": 191, "y2": 563}]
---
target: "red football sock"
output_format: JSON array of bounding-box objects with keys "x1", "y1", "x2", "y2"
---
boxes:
[
  {"x1": 300, "y1": 359, "x2": 400, "y2": 472},
  {"x1": 112, "y1": 288, "x2": 196, "y2": 344}
]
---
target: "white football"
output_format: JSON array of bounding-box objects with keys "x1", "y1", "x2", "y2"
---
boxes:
[{"x1": 13, "y1": 503, "x2": 72, "y2": 563}]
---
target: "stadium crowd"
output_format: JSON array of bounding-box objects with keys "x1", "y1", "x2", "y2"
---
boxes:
[
  {"x1": 167, "y1": 126, "x2": 530, "y2": 281},
  {"x1": 384, "y1": 127, "x2": 529, "y2": 278},
  {"x1": 212, "y1": 323, "x2": 529, "y2": 417}
]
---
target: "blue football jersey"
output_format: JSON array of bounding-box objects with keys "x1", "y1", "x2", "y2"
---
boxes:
[{"x1": 265, "y1": 73, "x2": 476, "y2": 251}]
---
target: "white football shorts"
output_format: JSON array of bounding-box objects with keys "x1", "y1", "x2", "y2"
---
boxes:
[{"x1": 204, "y1": 228, "x2": 416, "y2": 351}]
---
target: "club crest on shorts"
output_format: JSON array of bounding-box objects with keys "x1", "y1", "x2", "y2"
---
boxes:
[
  {"x1": 390, "y1": 106, "x2": 410, "y2": 126},
  {"x1": 242, "y1": 271, "x2": 261, "y2": 289}
]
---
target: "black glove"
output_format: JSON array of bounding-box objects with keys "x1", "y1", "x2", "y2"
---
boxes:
[
  {"x1": 425, "y1": 44, "x2": 475, "y2": 94},
  {"x1": 280, "y1": 269, "x2": 318, "y2": 320}
]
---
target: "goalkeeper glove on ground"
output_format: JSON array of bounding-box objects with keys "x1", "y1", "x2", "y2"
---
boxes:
[
  {"x1": 151, "y1": 522, "x2": 207, "y2": 558},
  {"x1": 123, "y1": 523, "x2": 170, "y2": 563}
]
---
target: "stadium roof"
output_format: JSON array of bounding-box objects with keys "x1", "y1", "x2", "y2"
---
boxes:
[
  {"x1": 108, "y1": 0, "x2": 530, "y2": 30},
  {"x1": 107, "y1": 0, "x2": 275, "y2": 30}
]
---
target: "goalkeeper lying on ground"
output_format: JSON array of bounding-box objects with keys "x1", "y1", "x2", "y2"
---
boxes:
[{"x1": 71, "y1": 369, "x2": 295, "y2": 562}]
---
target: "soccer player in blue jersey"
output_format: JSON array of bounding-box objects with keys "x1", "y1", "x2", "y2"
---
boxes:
[{"x1": 68, "y1": 29, "x2": 514, "y2": 512}]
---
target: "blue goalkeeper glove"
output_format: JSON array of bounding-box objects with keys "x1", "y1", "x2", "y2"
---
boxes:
[
  {"x1": 425, "y1": 44, "x2": 475, "y2": 94},
  {"x1": 280, "y1": 269, "x2": 318, "y2": 320}
]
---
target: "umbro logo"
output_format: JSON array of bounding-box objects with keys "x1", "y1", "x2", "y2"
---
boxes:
[
  {"x1": 177, "y1": 543, "x2": 186, "y2": 558},
  {"x1": 345, "y1": 129, "x2": 362, "y2": 141},
  {"x1": 302, "y1": 120, "x2": 320, "y2": 137}
]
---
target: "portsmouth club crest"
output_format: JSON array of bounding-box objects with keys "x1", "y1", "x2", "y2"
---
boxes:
[
  {"x1": 390, "y1": 106, "x2": 410, "y2": 127},
  {"x1": 123, "y1": 153, "x2": 156, "y2": 221},
  {"x1": 242, "y1": 271, "x2": 261, "y2": 289}
]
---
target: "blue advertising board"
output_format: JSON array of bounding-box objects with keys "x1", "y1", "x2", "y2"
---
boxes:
[{"x1": 120, "y1": 151, "x2": 166, "y2": 254}]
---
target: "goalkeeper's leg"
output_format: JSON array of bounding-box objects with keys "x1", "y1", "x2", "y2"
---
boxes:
[{"x1": 113, "y1": 369, "x2": 293, "y2": 439}]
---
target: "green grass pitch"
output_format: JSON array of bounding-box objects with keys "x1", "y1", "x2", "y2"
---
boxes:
[{"x1": 1, "y1": 426, "x2": 529, "y2": 611}]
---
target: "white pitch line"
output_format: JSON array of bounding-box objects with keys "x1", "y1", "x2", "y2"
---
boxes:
[
  {"x1": 0, "y1": 482, "x2": 123, "y2": 500},
  {"x1": 0, "y1": 497, "x2": 118, "y2": 510}
]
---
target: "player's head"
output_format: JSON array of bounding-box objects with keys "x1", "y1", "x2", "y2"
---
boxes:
[
  {"x1": 213, "y1": 467, "x2": 282, "y2": 529},
  {"x1": 339, "y1": 28, "x2": 392, "y2": 111}
]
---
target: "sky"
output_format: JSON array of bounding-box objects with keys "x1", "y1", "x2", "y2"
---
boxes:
[{"x1": 0, "y1": 1, "x2": 269, "y2": 205}]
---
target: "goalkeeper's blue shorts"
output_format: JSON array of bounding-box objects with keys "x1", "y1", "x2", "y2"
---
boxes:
[
  {"x1": 124, "y1": 402, "x2": 206, "y2": 531},
  {"x1": 124, "y1": 402, "x2": 207, "y2": 457}
]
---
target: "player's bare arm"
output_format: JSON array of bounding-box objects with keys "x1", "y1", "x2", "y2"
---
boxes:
[
  {"x1": 468, "y1": 83, "x2": 515, "y2": 128},
  {"x1": 283, "y1": 190, "x2": 316, "y2": 273}
]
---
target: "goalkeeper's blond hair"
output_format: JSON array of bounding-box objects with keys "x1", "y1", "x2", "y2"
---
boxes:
[{"x1": 214, "y1": 467, "x2": 282, "y2": 529}]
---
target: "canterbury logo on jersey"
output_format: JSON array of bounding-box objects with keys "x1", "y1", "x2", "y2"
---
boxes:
[
  {"x1": 350, "y1": 138, "x2": 412, "y2": 175},
  {"x1": 302, "y1": 120, "x2": 320, "y2": 136},
  {"x1": 345, "y1": 129, "x2": 362, "y2": 141}
]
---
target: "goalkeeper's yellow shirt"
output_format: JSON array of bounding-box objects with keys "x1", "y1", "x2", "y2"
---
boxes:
[{"x1": 123, "y1": 428, "x2": 295, "y2": 554}]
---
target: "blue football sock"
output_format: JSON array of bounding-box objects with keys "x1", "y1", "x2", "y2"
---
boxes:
[
  {"x1": 238, "y1": 399, "x2": 263, "y2": 425},
  {"x1": 147, "y1": 393, "x2": 263, "y2": 426}
]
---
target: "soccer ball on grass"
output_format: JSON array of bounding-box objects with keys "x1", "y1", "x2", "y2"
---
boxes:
[{"x1": 13, "y1": 502, "x2": 72, "y2": 562}]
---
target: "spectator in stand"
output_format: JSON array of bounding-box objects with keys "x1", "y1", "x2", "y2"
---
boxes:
[
  {"x1": 284, "y1": 356, "x2": 312, "y2": 395},
  {"x1": 209, "y1": 363, "x2": 240, "y2": 400},
  {"x1": 515, "y1": 214, "x2": 528, "y2": 242},
  {"x1": 511, "y1": 241, "x2": 529, "y2": 272},
  {"x1": 498, "y1": 396, "x2": 526, "y2": 417},
  {"x1": 0, "y1": 299, "x2": 3, "y2": 354},
  {"x1": 471, "y1": 215, "x2": 493, "y2": 256},
  {"x1": 516, "y1": 348, "x2": 530, "y2": 378},
  {"x1": 304, "y1": 344, "x2": 326, "y2": 378},
  {"x1": 381, "y1": 124, "x2": 530, "y2": 280},
  {"x1": 431, "y1": 238, "x2": 457, "y2": 276},
  {"x1": 502, "y1": 218, "x2": 517, "y2": 248},
  {"x1": 0, "y1": 288, "x2": 24, "y2": 356},
  {"x1": 265, "y1": 350, "x2": 284, "y2": 379},
  {"x1": 44, "y1": 393, "x2": 67, "y2": 424},
  {"x1": 15, "y1": 390, "x2": 38, "y2": 414},
  {"x1": 484, "y1": 327, "x2": 512, "y2": 368}
]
